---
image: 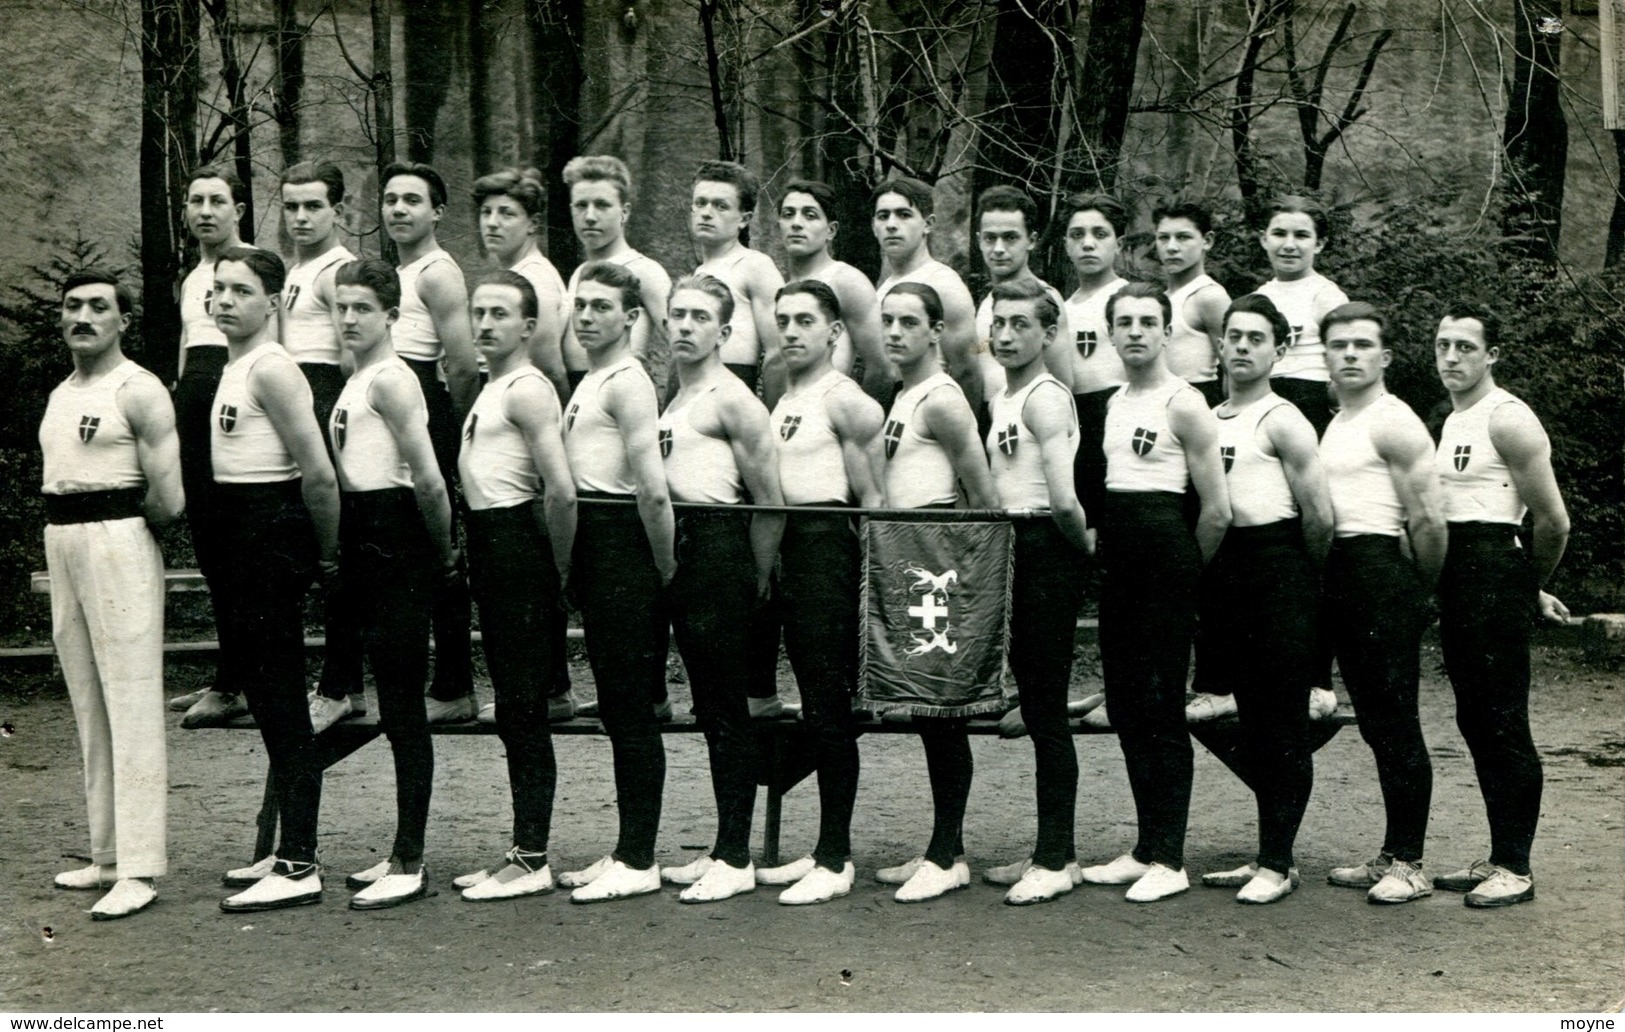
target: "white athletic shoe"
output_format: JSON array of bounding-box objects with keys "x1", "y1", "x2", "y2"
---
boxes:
[
  {"x1": 222, "y1": 855, "x2": 277, "y2": 888},
  {"x1": 661, "y1": 854, "x2": 715, "y2": 886},
  {"x1": 1201, "y1": 862, "x2": 1259, "y2": 888},
  {"x1": 876, "y1": 856, "x2": 927, "y2": 885},
  {"x1": 167, "y1": 686, "x2": 210, "y2": 712},
  {"x1": 558, "y1": 854, "x2": 614, "y2": 889},
  {"x1": 460, "y1": 849, "x2": 552, "y2": 900},
  {"x1": 1004, "y1": 864, "x2": 1075, "y2": 906},
  {"x1": 1367, "y1": 859, "x2": 1432, "y2": 905},
  {"x1": 220, "y1": 860, "x2": 322, "y2": 912},
  {"x1": 55, "y1": 863, "x2": 117, "y2": 891},
  {"x1": 349, "y1": 864, "x2": 429, "y2": 910},
  {"x1": 1236, "y1": 866, "x2": 1299, "y2": 905},
  {"x1": 778, "y1": 862, "x2": 854, "y2": 905},
  {"x1": 895, "y1": 860, "x2": 970, "y2": 903},
  {"x1": 1079, "y1": 853, "x2": 1152, "y2": 885},
  {"x1": 1464, "y1": 867, "x2": 1535, "y2": 909},
  {"x1": 346, "y1": 859, "x2": 393, "y2": 890},
  {"x1": 1125, "y1": 863, "x2": 1189, "y2": 903},
  {"x1": 1328, "y1": 854, "x2": 1392, "y2": 888},
  {"x1": 679, "y1": 860, "x2": 756, "y2": 904},
  {"x1": 569, "y1": 860, "x2": 661, "y2": 904},
  {"x1": 1185, "y1": 692, "x2": 1238, "y2": 722},
  {"x1": 90, "y1": 878, "x2": 157, "y2": 920},
  {"x1": 755, "y1": 855, "x2": 816, "y2": 885},
  {"x1": 984, "y1": 857, "x2": 1083, "y2": 886},
  {"x1": 1308, "y1": 687, "x2": 1339, "y2": 720},
  {"x1": 307, "y1": 692, "x2": 356, "y2": 734}
]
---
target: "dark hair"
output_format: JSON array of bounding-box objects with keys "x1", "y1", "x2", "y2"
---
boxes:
[
  {"x1": 990, "y1": 279, "x2": 1059, "y2": 329},
  {"x1": 381, "y1": 161, "x2": 448, "y2": 209},
  {"x1": 334, "y1": 259, "x2": 401, "y2": 311},
  {"x1": 670, "y1": 273, "x2": 735, "y2": 326},
  {"x1": 884, "y1": 282, "x2": 944, "y2": 325},
  {"x1": 1259, "y1": 194, "x2": 1331, "y2": 242},
  {"x1": 473, "y1": 167, "x2": 546, "y2": 219},
  {"x1": 578, "y1": 260, "x2": 643, "y2": 312},
  {"x1": 1152, "y1": 199, "x2": 1214, "y2": 236},
  {"x1": 776, "y1": 279, "x2": 842, "y2": 322},
  {"x1": 1223, "y1": 293, "x2": 1291, "y2": 349},
  {"x1": 562, "y1": 155, "x2": 634, "y2": 205},
  {"x1": 1439, "y1": 299, "x2": 1501, "y2": 348},
  {"x1": 692, "y1": 160, "x2": 759, "y2": 213},
  {"x1": 61, "y1": 269, "x2": 133, "y2": 316},
  {"x1": 186, "y1": 164, "x2": 247, "y2": 206},
  {"x1": 281, "y1": 161, "x2": 345, "y2": 205},
  {"x1": 1104, "y1": 281, "x2": 1172, "y2": 329},
  {"x1": 1320, "y1": 300, "x2": 1387, "y2": 345},
  {"x1": 216, "y1": 246, "x2": 286, "y2": 296},
  {"x1": 474, "y1": 269, "x2": 539, "y2": 320},
  {"x1": 1062, "y1": 192, "x2": 1129, "y2": 239},
  {"x1": 976, "y1": 184, "x2": 1039, "y2": 236},
  {"x1": 870, "y1": 177, "x2": 935, "y2": 218},
  {"x1": 780, "y1": 178, "x2": 840, "y2": 224}
]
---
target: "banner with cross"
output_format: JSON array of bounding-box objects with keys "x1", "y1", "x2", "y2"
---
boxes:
[{"x1": 857, "y1": 519, "x2": 1014, "y2": 718}]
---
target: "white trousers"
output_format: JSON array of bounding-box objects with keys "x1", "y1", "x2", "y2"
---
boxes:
[{"x1": 45, "y1": 517, "x2": 168, "y2": 878}]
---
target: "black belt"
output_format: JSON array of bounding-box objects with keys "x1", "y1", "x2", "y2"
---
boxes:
[{"x1": 44, "y1": 488, "x2": 145, "y2": 525}]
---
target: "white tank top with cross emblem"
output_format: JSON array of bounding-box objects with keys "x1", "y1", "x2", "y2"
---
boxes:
[
  {"x1": 40, "y1": 361, "x2": 152, "y2": 494},
  {"x1": 659, "y1": 383, "x2": 743, "y2": 505},
  {"x1": 987, "y1": 373, "x2": 1076, "y2": 510},
  {"x1": 394, "y1": 249, "x2": 457, "y2": 363},
  {"x1": 1216, "y1": 394, "x2": 1297, "y2": 526},
  {"x1": 772, "y1": 368, "x2": 857, "y2": 506},
  {"x1": 883, "y1": 371, "x2": 960, "y2": 509},
  {"x1": 1437, "y1": 387, "x2": 1529, "y2": 526},
  {"x1": 461, "y1": 366, "x2": 554, "y2": 511},
  {"x1": 211, "y1": 344, "x2": 299, "y2": 483},
  {"x1": 1255, "y1": 273, "x2": 1348, "y2": 382},
  {"x1": 1165, "y1": 274, "x2": 1223, "y2": 384},
  {"x1": 282, "y1": 244, "x2": 355, "y2": 366},
  {"x1": 1063, "y1": 277, "x2": 1128, "y2": 394},
  {"x1": 1322, "y1": 392, "x2": 1408, "y2": 536},
  {"x1": 181, "y1": 261, "x2": 228, "y2": 350},
  {"x1": 563, "y1": 354, "x2": 644, "y2": 496},
  {"x1": 329, "y1": 359, "x2": 416, "y2": 492},
  {"x1": 1104, "y1": 377, "x2": 1194, "y2": 494}
]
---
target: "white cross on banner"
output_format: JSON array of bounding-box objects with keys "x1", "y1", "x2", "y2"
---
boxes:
[{"x1": 858, "y1": 519, "x2": 1014, "y2": 718}]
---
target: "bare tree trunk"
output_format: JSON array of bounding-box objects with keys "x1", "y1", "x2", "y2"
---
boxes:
[
  {"x1": 140, "y1": 0, "x2": 200, "y2": 381},
  {"x1": 275, "y1": 0, "x2": 305, "y2": 167},
  {"x1": 1283, "y1": 3, "x2": 1390, "y2": 191},
  {"x1": 699, "y1": 0, "x2": 734, "y2": 161},
  {"x1": 1072, "y1": 0, "x2": 1146, "y2": 191},
  {"x1": 975, "y1": 0, "x2": 1077, "y2": 207},
  {"x1": 1232, "y1": 0, "x2": 1290, "y2": 211},
  {"x1": 1502, "y1": 0, "x2": 1568, "y2": 265},
  {"x1": 372, "y1": 0, "x2": 398, "y2": 262},
  {"x1": 403, "y1": 0, "x2": 459, "y2": 163},
  {"x1": 527, "y1": 0, "x2": 583, "y2": 268},
  {"x1": 1607, "y1": 130, "x2": 1625, "y2": 268},
  {"x1": 203, "y1": 0, "x2": 256, "y2": 242},
  {"x1": 468, "y1": 0, "x2": 492, "y2": 175}
]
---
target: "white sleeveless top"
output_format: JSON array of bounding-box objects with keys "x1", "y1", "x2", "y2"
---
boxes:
[
  {"x1": 987, "y1": 373, "x2": 1076, "y2": 510},
  {"x1": 772, "y1": 369, "x2": 857, "y2": 505},
  {"x1": 282, "y1": 244, "x2": 354, "y2": 365},
  {"x1": 394, "y1": 249, "x2": 459, "y2": 362},
  {"x1": 212, "y1": 344, "x2": 299, "y2": 483},
  {"x1": 1064, "y1": 277, "x2": 1128, "y2": 395},
  {"x1": 1216, "y1": 394, "x2": 1297, "y2": 526},
  {"x1": 564, "y1": 354, "x2": 644, "y2": 495},
  {"x1": 461, "y1": 366, "x2": 554, "y2": 511},
  {"x1": 1255, "y1": 273, "x2": 1348, "y2": 382},
  {"x1": 660, "y1": 383, "x2": 743, "y2": 505},
  {"x1": 695, "y1": 248, "x2": 762, "y2": 368},
  {"x1": 1437, "y1": 387, "x2": 1529, "y2": 526},
  {"x1": 40, "y1": 361, "x2": 152, "y2": 494},
  {"x1": 1105, "y1": 377, "x2": 1196, "y2": 494},
  {"x1": 1322, "y1": 393, "x2": 1408, "y2": 536},
  {"x1": 561, "y1": 249, "x2": 666, "y2": 371},
  {"x1": 884, "y1": 372, "x2": 960, "y2": 508},
  {"x1": 1166, "y1": 274, "x2": 1223, "y2": 384},
  {"x1": 330, "y1": 359, "x2": 416, "y2": 492},
  {"x1": 974, "y1": 279, "x2": 1067, "y2": 393},
  {"x1": 878, "y1": 260, "x2": 967, "y2": 309},
  {"x1": 511, "y1": 249, "x2": 567, "y2": 322},
  {"x1": 181, "y1": 262, "x2": 228, "y2": 350}
]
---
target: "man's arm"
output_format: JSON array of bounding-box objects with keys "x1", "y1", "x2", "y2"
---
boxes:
[
  {"x1": 605, "y1": 369, "x2": 676, "y2": 582},
  {"x1": 920, "y1": 386, "x2": 999, "y2": 509},
  {"x1": 254, "y1": 359, "x2": 340, "y2": 563},
  {"x1": 831, "y1": 267, "x2": 890, "y2": 402},
  {"x1": 122, "y1": 374, "x2": 185, "y2": 526},
  {"x1": 372, "y1": 367, "x2": 456, "y2": 568},
  {"x1": 526, "y1": 271, "x2": 572, "y2": 403},
  {"x1": 1169, "y1": 390, "x2": 1232, "y2": 563},
  {"x1": 1190, "y1": 282, "x2": 1232, "y2": 365},
  {"x1": 937, "y1": 280, "x2": 981, "y2": 416},
  {"x1": 313, "y1": 265, "x2": 358, "y2": 377},
  {"x1": 508, "y1": 377, "x2": 579, "y2": 586},
  {"x1": 829, "y1": 384, "x2": 886, "y2": 509},
  {"x1": 746, "y1": 253, "x2": 789, "y2": 408},
  {"x1": 721, "y1": 388, "x2": 785, "y2": 596},
  {"x1": 1491, "y1": 401, "x2": 1570, "y2": 616},
  {"x1": 417, "y1": 262, "x2": 478, "y2": 419},
  {"x1": 1040, "y1": 301, "x2": 1075, "y2": 392},
  {"x1": 1265, "y1": 402, "x2": 1333, "y2": 568},
  {"x1": 1023, "y1": 383, "x2": 1091, "y2": 552},
  {"x1": 631, "y1": 260, "x2": 673, "y2": 373},
  {"x1": 1373, "y1": 405, "x2": 1447, "y2": 590}
]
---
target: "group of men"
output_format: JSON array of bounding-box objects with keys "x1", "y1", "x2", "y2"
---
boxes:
[{"x1": 40, "y1": 155, "x2": 1569, "y2": 921}]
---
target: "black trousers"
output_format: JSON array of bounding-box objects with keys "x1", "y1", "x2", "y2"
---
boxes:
[
  {"x1": 1010, "y1": 519, "x2": 1088, "y2": 870},
  {"x1": 1271, "y1": 377, "x2": 1335, "y2": 439},
  {"x1": 174, "y1": 345, "x2": 235, "y2": 689},
  {"x1": 1200, "y1": 519, "x2": 1316, "y2": 872},
  {"x1": 303, "y1": 362, "x2": 366, "y2": 702},
  {"x1": 574, "y1": 496, "x2": 668, "y2": 870},
  {"x1": 669, "y1": 512, "x2": 760, "y2": 868},
  {"x1": 1099, "y1": 491, "x2": 1200, "y2": 870},
  {"x1": 466, "y1": 503, "x2": 561, "y2": 854},
  {"x1": 401, "y1": 358, "x2": 474, "y2": 702},
  {"x1": 778, "y1": 513, "x2": 862, "y2": 870},
  {"x1": 212, "y1": 480, "x2": 322, "y2": 863},
  {"x1": 338, "y1": 489, "x2": 435, "y2": 863},
  {"x1": 1439, "y1": 523, "x2": 1542, "y2": 874},
  {"x1": 1073, "y1": 387, "x2": 1118, "y2": 531},
  {"x1": 1323, "y1": 534, "x2": 1433, "y2": 862}
]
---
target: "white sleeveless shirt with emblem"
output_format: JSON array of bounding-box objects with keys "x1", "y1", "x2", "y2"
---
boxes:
[
  {"x1": 1064, "y1": 277, "x2": 1128, "y2": 395},
  {"x1": 282, "y1": 244, "x2": 355, "y2": 365},
  {"x1": 772, "y1": 368, "x2": 857, "y2": 505},
  {"x1": 212, "y1": 344, "x2": 299, "y2": 483},
  {"x1": 1437, "y1": 386, "x2": 1529, "y2": 526},
  {"x1": 564, "y1": 354, "x2": 644, "y2": 495},
  {"x1": 660, "y1": 383, "x2": 743, "y2": 505},
  {"x1": 1322, "y1": 392, "x2": 1408, "y2": 536},
  {"x1": 1255, "y1": 273, "x2": 1348, "y2": 382},
  {"x1": 1165, "y1": 274, "x2": 1223, "y2": 384},
  {"x1": 884, "y1": 372, "x2": 960, "y2": 508},
  {"x1": 461, "y1": 366, "x2": 554, "y2": 511},
  {"x1": 329, "y1": 359, "x2": 416, "y2": 492},
  {"x1": 40, "y1": 361, "x2": 152, "y2": 494},
  {"x1": 394, "y1": 249, "x2": 458, "y2": 362},
  {"x1": 1105, "y1": 377, "x2": 1195, "y2": 494},
  {"x1": 1216, "y1": 394, "x2": 1297, "y2": 526},
  {"x1": 181, "y1": 262, "x2": 228, "y2": 350},
  {"x1": 987, "y1": 373, "x2": 1076, "y2": 510}
]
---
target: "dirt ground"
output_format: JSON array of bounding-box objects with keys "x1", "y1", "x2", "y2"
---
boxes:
[{"x1": 2, "y1": 633, "x2": 1621, "y2": 1014}]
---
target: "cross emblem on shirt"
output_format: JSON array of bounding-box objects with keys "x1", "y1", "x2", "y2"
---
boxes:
[
  {"x1": 564, "y1": 402, "x2": 579, "y2": 433},
  {"x1": 332, "y1": 408, "x2": 348, "y2": 450},
  {"x1": 1075, "y1": 329, "x2": 1097, "y2": 359},
  {"x1": 217, "y1": 404, "x2": 238, "y2": 433},
  {"x1": 1453, "y1": 444, "x2": 1471, "y2": 472},
  {"x1": 77, "y1": 415, "x2": 100, "y2": 444},
  {"x1": 997, "y1": 423, "x2": 1019, "y2": 456},
  {"x1": 780, "y1": 414, "x2": 802, "y2": 441},
  {"x1": 659, "y1": 427, "x2": 673, "y2": 458},
  {"x1": 1221, "y1": 445, "x2": 1234, "y2": 474},
  {"x1": 464, "y1": 413, "x2": 478, "y2": 442},
  {"x1": 883, "y1": 419, "x2": 903, "y2": 460},
  {"x1": 1131, "y1": 427, "x2": 1157, "y2": 457}
]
